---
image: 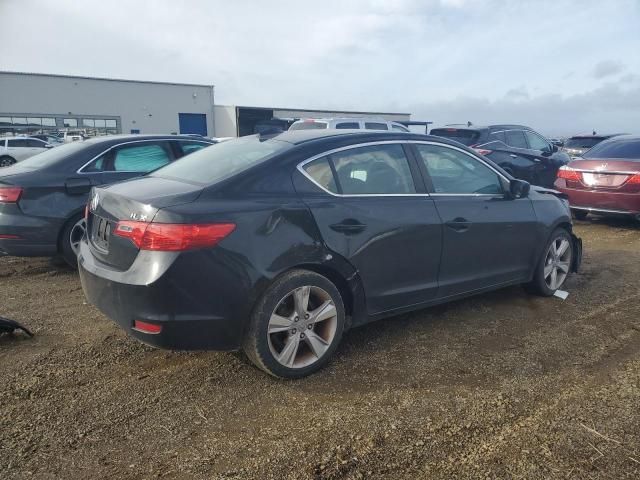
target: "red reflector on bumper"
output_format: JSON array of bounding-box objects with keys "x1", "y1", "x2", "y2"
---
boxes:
[
  {"x1": 0, "y1": 234, "x2": 21, "y2": 239},
  {"x1": 133, "y1": 320, "x2": 162, "y2": 334}
]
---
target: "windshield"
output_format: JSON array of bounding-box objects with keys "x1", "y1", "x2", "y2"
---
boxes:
[
  {"x1": 430, "y1": 128, "x2": 481, "y2": 146},
  {"x1": 13, "y1": 141, "x2": 87, "y2": 169},
  {"x1": 584, "y1": 138, "x2": 640, "y2": 160},
  {"x1": 289, "y1": 121, "x2": 328, "y2": 131},
  {"x1": 564, "y1": 137, "x2": 604, "y2": 149},
  {"x1": 150, "y1": 135, "x2": 291, "y2": 185}
]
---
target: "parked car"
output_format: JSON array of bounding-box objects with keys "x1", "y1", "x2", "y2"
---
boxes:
[
  {"x1": 289, "y1": 118, "x2": 411, "y2": 132},
  {"x1": 430, "y1": 124, "x2": 571, "y2": 188},
  {"x1": 562, "y1": 133, "x2": 625, "y2": 159},
  {"x1": 0, "y1": 134, "x2": 214, "y2": 266},
  {"x1": 555, "y1": 135, "x2": 640, "y2": 220},
  {"x1": 0, "y1": 137, "x2": 55, "y2": 167},
  {"x1": 78, "y1": 130, "x2": 582, "y2": 379},
  {"x1": 30, "y1": 134, "x2": 64, "y2": 145}
]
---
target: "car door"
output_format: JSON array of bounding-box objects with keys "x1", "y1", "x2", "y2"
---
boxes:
[
  {"x1": 99, "y1": 140, "x2": 175, "y2": 185},
  {"x1": 297, "y1": 142, "x2": 442, "y2": 314},
  {"x1": 26, "y1": 138, "x2": 50, "y2": 156},
  {"x1": 6, "y1": 139, "x2": 32, "y2": 161},
  {"x1": 412, "y1": 142, "x2": 538, "y2": 298},
  {"x1": 523, "y1": 130, "x2": 561, "y2": 187}
]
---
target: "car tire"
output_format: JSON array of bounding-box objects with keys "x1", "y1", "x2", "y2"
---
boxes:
[
  {"x1": 60, "y1": 213, "x2": 87, "y2": 268},
  {"x1": 0, "y1": 156, "x2": 16, "y2": 168},
  {"x1": 572, "y1": 210, "x2": 588, "y2": 221},
  {"x1": 525, "y1": 228, "x2": 573, "y2": 297},
  {"x1": 243, "y1": 269, "x2": 346, "y2": 379}
]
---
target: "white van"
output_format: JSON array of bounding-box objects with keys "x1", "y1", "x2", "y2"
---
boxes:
[{"x1": 289, "y1": 118, "x2": 410, "y2": 132}]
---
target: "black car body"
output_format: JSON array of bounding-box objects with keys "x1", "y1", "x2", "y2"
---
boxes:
[
  {"x1": 0, "y1": 135, "x2": 214, "y2": 265},
  {"x1": 79, "y1": 131, "x2": 581, "y2": 378},
  {"x1": 562, "y1": 134, "x2": 625, "y2": 159},
  {"x1": 430, "y1": 125, "x2": 571, "y2": 188}
]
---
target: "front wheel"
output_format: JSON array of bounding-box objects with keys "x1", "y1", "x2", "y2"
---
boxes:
[
  {"x1": 243, "y1": 270, "x2": 346, "y2": 379},
  {"x1": 0, "y1": 156, "x2": 16, "y2": 168},
  {"x1": 526, "y1": 228, "x2": 573, "y2": 296}
]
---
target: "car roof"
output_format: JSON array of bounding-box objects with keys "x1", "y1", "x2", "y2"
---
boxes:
[
  {"x1": 568, "y1": 133, "x2": 626, "y2": 139},
  {"x1": 265, "y1": 129, "x2": 463, "y2": 147},
  {"x1": 82, "y1": 134, "x2": 213, "y2": 145},
  {"x1": 432, "y1": 124, "x2": 533, "y2": 132}
]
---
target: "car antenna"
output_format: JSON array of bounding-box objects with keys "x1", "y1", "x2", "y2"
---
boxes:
[
  {"x1": 467, "y1": 121, "x2": 473, "y2": 127},
  {"x1": 592, "y1": 129, "x2": 597, "y2": 135}
]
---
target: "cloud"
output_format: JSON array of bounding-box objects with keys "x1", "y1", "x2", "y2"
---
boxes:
[{"x1": 592, "y1": 60, "x2": 625, "y2": 79}]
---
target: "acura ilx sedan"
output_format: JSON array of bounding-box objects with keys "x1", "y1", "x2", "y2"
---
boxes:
[{"x1": 79, "y1": 130, "x2": 582, "y2": 378}]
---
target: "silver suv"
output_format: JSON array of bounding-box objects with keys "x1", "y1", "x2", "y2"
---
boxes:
[{"x1": 289, "y1": 117, "x2": 410, "y2": 132}]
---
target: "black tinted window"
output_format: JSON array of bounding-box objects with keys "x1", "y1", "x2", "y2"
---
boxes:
[
  {"x1": 564, "y1": 137, "x2": 604, "y2": 149},
  {"x1": 585, "y1": 138, "x2": 640, "y2": 160},
  {"x1": 151, "y1": 136, "x2": 290, "y2": 185},
  {"x1": 330, "y1": 144, "x2": 415, "y2": 194},
  {"x1": 302, "y1": 158, "x2": 338, "y2": 193},
  {"x1": 364, "y1": 122, "x2": 388, "y2": 131},
  {"x1": 26, "y1": 139, "x2": 46, "y2": 148},
  {"x1": 430, "y1": 129, "x2": 481, "y2": 146},
  {"x1": 524, "y1": 131, "x2": 550, "y2": 151},
  {"x1": 335, "y1": 122, "x2": 360, "y2": 129},
  {"x1": 7, "y1": 139, "x2": 28, "y2": 147},
  {"x1": 505, "y1": 130, "x2": 528, "y2": 149},
  {"x1": 416, "y1": 144, "x2": 502, "y2": 195}
]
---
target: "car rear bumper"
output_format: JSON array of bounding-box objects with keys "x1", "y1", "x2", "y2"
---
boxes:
[
  {"x1": 77, "y1": 240, "x2": 250, "y2": 351},
  {"x1": 0, "y1": 205, "x2": 60, "y2": 256},
  {"x1": 554, "y1": 184, "x2": 640, "y2": 216}
]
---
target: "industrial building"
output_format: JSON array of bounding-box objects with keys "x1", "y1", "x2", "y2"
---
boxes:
[{"x1": 0, "y1": 71, "x2": 413, "y2": 138}]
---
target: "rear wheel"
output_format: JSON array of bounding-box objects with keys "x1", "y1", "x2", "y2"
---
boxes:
[
  {"x1": 572, "y1": 209, "x2": 588, "y2": 220},
  {"x1": 243, "y1": 270, "x2": 345, "y2": 378},
  {"x1": 60, "y1": 214, "x2": 87, "y2": 268},
  {"x1": 0, "y1": 156, "x2": 16, "y2": 168},
  {"x1": 526, "y1": 228, "x2": 573, "y2": 296}
]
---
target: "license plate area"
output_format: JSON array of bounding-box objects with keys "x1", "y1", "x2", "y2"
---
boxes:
[
  {"x1": 581, "y1": 172, "x2": 629, "y2": 188},
  {"x1": 91, "y1": 215, "x2": 112, "y2": 252}
]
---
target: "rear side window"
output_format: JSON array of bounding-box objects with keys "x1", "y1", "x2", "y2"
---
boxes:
[
  {"x1": 26, "y1": 139, "x2": 46, "y2": 148},
  {"x1": 335, "y1": 122, "x2": 360, "y2": 129},
  {"x1": 505, "y1": 130, "x2": 528, "y2": 149},
  {"x1": 304, "y1": 144, "x2": 416, "y2": 195},
  {"x1": 289, "y1": 121, "x2": 328, "y2": 131},
  {"x1": 416, "y1": 144, "x2": 502, "y2": 195},
  {"x1": 585, "y1": 138, "x2": 640, "y2": 160},
  {"x1": 178, "y1": 141, "x2": 211, "y2": 155},
  {"x1": 364, "y1": 122, "x2": 388, "y2": 131},
  {"x1": 113, "y1": 143, "x2": 172, "y2": 172},
  {"x1": 7, "y1": 139, "x2": 28, "y2": 147},
  {"x1": 430, "y1": 128, "x2": 480, "y2": 146}
]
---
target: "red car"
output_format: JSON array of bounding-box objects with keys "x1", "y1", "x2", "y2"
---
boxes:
[{"x1": 554, "y1": 135, "x2": 640, "y2": 220}]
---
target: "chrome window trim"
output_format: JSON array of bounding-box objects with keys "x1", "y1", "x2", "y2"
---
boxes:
[
  {"x1": 76, "y1": 138, "x2": 211, "y2": 174},
  {"x1": 571, "y1": 205, "x2": 632, "y2": 215},
  {"x1": 296, "y1": 140, "x2": 509, "y2": 198}
]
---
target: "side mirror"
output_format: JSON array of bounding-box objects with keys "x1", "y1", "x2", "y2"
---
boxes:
[
  {"x1": 509, "y1": 179, "x2": 530, "y2": 199},
  {"x1": 45, "y1": 144, "x2": 54, "y2": 149}
]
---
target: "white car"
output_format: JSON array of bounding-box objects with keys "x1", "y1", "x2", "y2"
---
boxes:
[
  {"x1": 289, "y1": 117, "x2": 411, "y2": 132},
  {"x1": 0, "y1": 137, "x2": 54, "y2": 167}
]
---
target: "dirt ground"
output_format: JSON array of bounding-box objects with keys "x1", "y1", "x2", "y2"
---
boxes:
[{"x1": 1, "y1": 217, "x2": 639, "y2": 479}]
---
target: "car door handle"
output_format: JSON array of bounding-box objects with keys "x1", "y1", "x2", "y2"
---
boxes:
[
  {"x1": 533, "y1": 158, "x2": 541, "y2": 162},
  {"x1": 330, "y1": 220, "x2": 366, "y2": 234},
  {"x1": 445, "y1": 217, "x2": 471, "y2": 232},
  {"x1": 509, "y1": 154, "x2": 518, "y2": 158}
]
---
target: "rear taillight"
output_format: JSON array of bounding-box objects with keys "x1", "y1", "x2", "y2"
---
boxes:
[
  {"x1": 0, "y1": 187, "x2": 23, "y2": 203},
  {"x1": 625, "y1": 173, "x2": 640, "y2": 185},
  {"x1": 133, "y1": 320, "x2": 162, "y2": 334},
  {"x1": 114, "y1": 221, "x2": 236, "y2": 251},
  {"x1": 557, "y1": 166, "x2": 581, "y2": 181},
  {"x1": 473, "y1": 148, "x2": 492, "y2": 156}
]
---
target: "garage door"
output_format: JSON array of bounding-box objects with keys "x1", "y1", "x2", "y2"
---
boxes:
[{"x1": 178, "y1": 113, "x2": 208, "y2": 136}]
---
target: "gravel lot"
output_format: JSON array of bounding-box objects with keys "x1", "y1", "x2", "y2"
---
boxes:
[{"x1": 1, "y1": 218, "x2": 640, "y2": 479}]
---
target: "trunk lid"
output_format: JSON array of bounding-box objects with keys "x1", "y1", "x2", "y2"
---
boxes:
[
  {"x1": 88, "y1": 176, "x2": 203, "y2": 271},
  {"x1": 564, "y1": 159, "x2": 640, "y2": 191}
]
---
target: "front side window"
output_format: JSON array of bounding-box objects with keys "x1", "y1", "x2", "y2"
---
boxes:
[
  {"x1": 416, "y1": 144, "x2": 503, "y2": 195},
  {"x1": 113, "y1": 143, "x2": 172, "y2": 172},
  {"x1": 26, "y1": 139, "x2": 47, "y2": 148},
  {"x1": 304, "y1": 144, "x2": 416, "y2": 195},
  {"x1": 335, "y1": 122, "x2": 360, "y2": 129},
  {"x1": 525, "y1": 131, "x2": 550, "y2": 151},
  {"x1": 364, "y1": 122, "x2": 388, "y2": 131},
  {"x1": 505, "y1": 130, "x2": 528, "y2": 149}
]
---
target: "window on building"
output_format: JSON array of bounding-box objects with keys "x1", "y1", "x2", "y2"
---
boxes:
[{"x1": 64, "y1": 118, "x2": 78, "y2": 128}]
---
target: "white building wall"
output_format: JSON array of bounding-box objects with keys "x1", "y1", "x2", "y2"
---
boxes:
[
  {"x1": 213, "y1": 105, "x2": 238, "y2": 137},
  {"x1": 0, "y1": 72, "x2": 215, "y2": 135}
]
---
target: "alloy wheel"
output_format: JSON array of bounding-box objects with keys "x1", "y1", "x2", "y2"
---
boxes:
[
  {"x1": 69, "y1": 218, "x2": 87, "y2": 257},
  {"x1": 544, "y1": 236, "x2": 572, "y2": 290},
  {"x1": 267, "y1": 285, "x2": 338, "y2": 369},
  {"x1": 0, "y1": 158, "x2": 16, "y2": 168}
]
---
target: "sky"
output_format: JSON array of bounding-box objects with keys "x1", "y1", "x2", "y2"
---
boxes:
[{"x1": 1, "y1": 0, "x2": 639, "y2": 136}]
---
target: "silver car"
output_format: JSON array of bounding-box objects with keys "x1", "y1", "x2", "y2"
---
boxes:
[
  {"x1": 0, "y1": 137, "x2": 54, "y2": 167},
  {"x1": 289, "y1": 117, "x2": 410, "y2": 132}
]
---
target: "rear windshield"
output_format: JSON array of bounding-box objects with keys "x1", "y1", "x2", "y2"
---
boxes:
[
  {"x1": 11, "y1": 141, "x2": 87, "y2": 169},
  {"x1": 584, "y1": 138, "x2": 640, "y2": 160},
  {"x1": 150, "y1": 135, "x2": 291, "y2": 185},
  {"x1": 289, "y1": 121, "x2": 328, "y2": 131},
  {"x1": 564, "y1": 137, "x2": 605, "y2": 149},
  {"x1": 430, "y1": 128, "x2": 481, "y2": 146}
]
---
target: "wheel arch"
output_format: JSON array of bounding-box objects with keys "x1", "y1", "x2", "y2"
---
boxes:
[{"x1": 56, "y1": 208, "x2": 85, "y2": 253}]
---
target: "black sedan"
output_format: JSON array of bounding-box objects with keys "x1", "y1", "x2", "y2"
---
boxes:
[
  {"x1": 78, "y1": 131, "x2": 582, "y2": 378},
  {"x1": 0, "y1": 135, "x2": 214, "y2": 266}
]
